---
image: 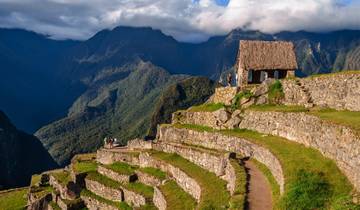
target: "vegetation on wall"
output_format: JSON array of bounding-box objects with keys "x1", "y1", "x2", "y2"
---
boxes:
[{"x1": 268, "y1": 80, "x2": 285, "y2": 104}]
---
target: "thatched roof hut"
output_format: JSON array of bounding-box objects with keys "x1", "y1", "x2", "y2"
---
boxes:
[
  {"x1": 238, "y1": 40, "x2": 298, "y2": 71},
  {"x1": 235, "y1": 40, "x2": 298, "y2": 87}
]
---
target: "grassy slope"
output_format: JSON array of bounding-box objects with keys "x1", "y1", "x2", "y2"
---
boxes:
[
  {"x1": 72, "y1": 160, "x2": 98, "y2": 174},
  {"x1": 138, "y1": 167, "x2": 167, "y2": 180},
  {"x1": 229, "y1": 159, "x2": 247, "y2": 210},
  {"x1": 150, "y1": 151, "x2": 230, "y2": 209},
  {"x1": 309, "y1": 109, "x2": 360, "y2": 135},
  {"x1": 0, "y1": 188, "x2": 28, "y2": 210},
  {"x1": 188, "y1": 103, "x2": 225, "y2": 112},
  {"x1": 247, "y1": 105, "x2": 360, "y2": 135},
  {"x1": 102, "y1": 162, "x2": 138, "y2": 175},
  {"x1": 175, "y1": 124, "x2": 357, "y2": 209},
  {"x1": 159, "y1": 180, "x2": 197, "y2": 210}
]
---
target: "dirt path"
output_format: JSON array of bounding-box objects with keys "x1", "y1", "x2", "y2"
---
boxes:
[{"x1": 244, "y1": 160, "x2": 272, "y2": 210}]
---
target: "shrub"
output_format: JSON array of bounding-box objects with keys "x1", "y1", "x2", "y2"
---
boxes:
[
  {"x1": 268, "y1": 80, "x2": 284, "y2": 104},
  {"x1": 280, "y1": 170, "x2": 332, "y2": 210},
  {"x1": 231, "y1": 90, "x2": 253, "y2": 110}
]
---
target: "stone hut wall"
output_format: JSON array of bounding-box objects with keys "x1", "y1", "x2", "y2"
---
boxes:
[
  {"x1": 157, "y1": 126, "x2": 284, "y2": 194},
  {"x1": 282, "y1": 73, "x2": 360, "y2": 111},
  {"x1": 139, "y1": 152, "x2": 202, "y2": 201},
  {"x1": 153, "y1": 187, "x2": 167, "y2": 210},
  {"x1": 239, "y1": 110, "x2": 360, "y2": 192}
]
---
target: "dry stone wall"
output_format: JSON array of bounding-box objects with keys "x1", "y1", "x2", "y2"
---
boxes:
[
  {"x1": 153, "y1": 187, "x2": 167, "y2": 210},
  {"x1": 84, "y1": 179, "x2": 123, "y2": 202},
  {"x1": 136, "y1": 170, "x2": 163, "y2": 187},
  {"x1": 97, "y1": 148, "x2": 139, "y2": 165},
  {"x1": 81, "y1": 195, "x2": 119, "y2": 210},
  {"x1": 239, "y1": 110, "x2": 360, "y2": 192},
  {"x1": 127, "y1": 139, "x2": 153, "y2": 150},
  {"x1": 212, "y1": 87, "x2": 239, "y2": 105},
  {"x1": 49, "y1": 174, "x2": 79, "y2": 200},
  {"x1": 122, "y1": 188, "x2": 147, "y2": 207},
  {"x1": 139, "y1": 152, "x2": 202, "y2": 201},
  {"x1": 153, "y1": 142, "x2": 228, "y2": 176},
  {"x1": 282, "y1": 73, "x2": 360, "y2": 111},
  {"x1": 97, "y1": 166, "x2": 136, "y2": 183},
  {"x1": 157, "y1": 126, "x2": 285, "y2": 194}
]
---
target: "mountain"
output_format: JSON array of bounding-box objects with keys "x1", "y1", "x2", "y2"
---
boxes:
[
  {"x1": 1, "y1": 27, "x2": 360, "y2": 134},
  {"x1": 0, "y1": 29, "x2": 82, "y2": 133},
  {"x1": 35, "y1": 61, "x2": 186, "y2": 165},
  {"x1": 147, "y1": 76, "x2": 216, "y2": 138},
  {"x1": 0, "y1": 110, "x2": 57, "y2": 190}
]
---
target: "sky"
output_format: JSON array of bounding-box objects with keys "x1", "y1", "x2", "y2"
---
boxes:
[{"x1": 0, "y1": 0, "x2": 359, "y2": 42}]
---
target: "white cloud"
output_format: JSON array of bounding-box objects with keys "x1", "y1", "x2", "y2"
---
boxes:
[{"x1": 0, "y1": 0, "x2": 359, "y2": 42}]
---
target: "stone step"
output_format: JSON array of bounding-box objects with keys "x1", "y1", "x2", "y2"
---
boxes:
[
  {"x1": 80, "y1": 189, "x2": 131, "y2": 210},
  {"x1": 85, "y1": 171, "x2": 153, "y2": 207}
]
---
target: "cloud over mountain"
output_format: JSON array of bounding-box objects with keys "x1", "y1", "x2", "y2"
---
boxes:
[{"x1": 0, "y1": 0, "x2": 359, "y2": 42}]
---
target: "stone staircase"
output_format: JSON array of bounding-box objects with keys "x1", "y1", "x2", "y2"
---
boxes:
[{"x1": 294, "y1": 79, "x2": 314, "y2": 108}]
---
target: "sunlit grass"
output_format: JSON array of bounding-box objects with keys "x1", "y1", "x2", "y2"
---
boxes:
[
  {"x1": 151, "y1": 151, "x2": 230, "y2": 209},
  {"x1": 0, "y1": 188, "x2": 28, "y2": 210},
  {"x1": 159, "y1": 180, "x2": 196, "y2": 210}
]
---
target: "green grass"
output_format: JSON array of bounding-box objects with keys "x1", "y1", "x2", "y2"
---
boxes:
[
  {"x1": 308, "y1": 70, "x2": 360, "y2": 79},
  {"x1": 124, "y1": 182, "x2": 154, "y2": 199},
  {"x1": 220, "y1": 129, "x2": 356, "y2": 209},
  {"x1": 86, "y1": 171, "x2": 153, "y2": 199},
  {"x1": 268, "y1": 80, "x2": 285, "y2": 104},
  {"x1": 231, "y1": 90, "x2": 253, "y2": 110},
  {"x1": 247, "y1": 104, "x2": 309, "y2": 112},
  {"x1": 30, "y1": 174, "x2": 42, "y2": 186},
  {"x1": 0, "y1": 188, "x2": 28, "y2": 210},
  {"x1": 175, "y1": 124, "x2": 358, "y2": 209},
  {"x1": 188, "y1": 103, "x2": 225, "y2": 112},
  {"x1": 173, "y1": 123, "x2": 215, "y2": 133},
  {"x1": 159, "y1": 180, "x2": 197, "y2": 210},
  {"x1": 81, "y1": 189, "x2": 132, "y2": 210},
  {"x1": 229, "y1": 159, "x2": 247, "y2": 210},
  {"x1": 138, "y1": 167, "x2": 167, "y2": 180},
  {"x1": 50, "y1": 170, "x2": 72, "y2": 186},
  {"x1": 103, "y1": 162, "x2": 138, "y2": 175},
  {"x1": 49, "y1": 201, "x2": 61, "y2": 210},
  {"x1": 72, "y1": 160, "x2": 98, "y2": 174},
  {"x1": 310, "y1": 109, "x2": 360, "y2": 135},
  {"x1": 86, "y1": 171, "x2": 122, "y2": 189},
  {"x1": 150, "y1": 151, "x2": 230, "y2": 209}
]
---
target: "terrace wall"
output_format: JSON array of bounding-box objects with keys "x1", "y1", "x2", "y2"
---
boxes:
[
  {"x1": 157, "y1": 126, "x2": 285, "y2": 194},
  {"x1": 239, "y1": 110, "x2": 360, "y2": 192}
]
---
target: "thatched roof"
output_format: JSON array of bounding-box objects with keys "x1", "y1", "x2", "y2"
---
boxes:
[{"x1": 237, "y1": 40, "x2": 298, "y2": 71}]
